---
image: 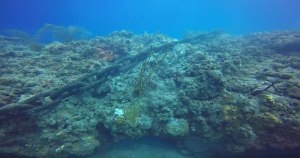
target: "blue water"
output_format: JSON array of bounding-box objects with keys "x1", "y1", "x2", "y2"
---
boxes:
[{"x1": 1, "y1": 0, "x2": 300, "y2": 37}]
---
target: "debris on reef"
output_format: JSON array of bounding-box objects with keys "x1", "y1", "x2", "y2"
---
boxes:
[{"x1": 0, "y1": 30, "x2": 300, "y2": 158}]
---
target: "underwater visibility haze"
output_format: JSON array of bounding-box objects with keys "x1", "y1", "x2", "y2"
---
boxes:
[
  {"x1": 1, "y1": 0, "x2": 300, "y2": 158},
  {"x1": 1, "y1": 0, "x2": 300, "y2": 36}
]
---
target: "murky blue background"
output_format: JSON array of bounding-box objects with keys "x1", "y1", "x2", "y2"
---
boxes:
[{"x1": 1, "y1": 0, "x2": 300, "y2": 37}]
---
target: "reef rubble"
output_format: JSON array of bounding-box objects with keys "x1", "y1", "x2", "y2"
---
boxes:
[{"x1": 0, "y1": 30, "x2": 300, "y2": 158}]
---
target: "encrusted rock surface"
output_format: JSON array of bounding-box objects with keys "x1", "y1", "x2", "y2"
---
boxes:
[{"x1": 0, "y1": 30, "x2": 300, "y2": 158}]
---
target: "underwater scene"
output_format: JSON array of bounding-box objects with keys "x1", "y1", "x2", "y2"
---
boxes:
[{"x1": 1, "y1": 0, "x2": 300, "y2": 158}]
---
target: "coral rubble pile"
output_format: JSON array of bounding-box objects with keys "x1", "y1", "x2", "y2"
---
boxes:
[{"x1": 0, "y1": 30, "x2": 300, "y2": 158}]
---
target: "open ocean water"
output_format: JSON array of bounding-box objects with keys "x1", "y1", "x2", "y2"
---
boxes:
[{"x1": 1, "y1": 0, "x2": 300, "y2": 158}]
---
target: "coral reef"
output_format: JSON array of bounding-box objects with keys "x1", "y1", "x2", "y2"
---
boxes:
[
  {"x1": 0, "y1": 30, "x2": 300, "y2": 158},
  {"x1": 166, "y1": 118, "x2": 190, "y2": 136}
]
